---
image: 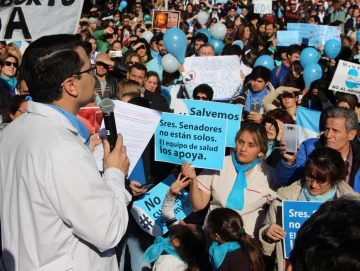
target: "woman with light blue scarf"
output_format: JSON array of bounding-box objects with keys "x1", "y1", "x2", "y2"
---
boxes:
[
  {"x1": 259, "y1": 147, "x2": 357, "y2": 271},
  {"x1": 182, "y1": 122, "x2": 277, "y2": 239}
]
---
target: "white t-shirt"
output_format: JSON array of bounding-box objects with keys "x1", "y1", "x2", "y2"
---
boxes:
[{"x1": 198, "y1": 156, "x2": 277, "y2": 237}]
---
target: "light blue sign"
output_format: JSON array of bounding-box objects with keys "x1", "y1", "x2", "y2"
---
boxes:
[
  {"x1": 277, "y1": 31, "x2": 299, "y2": 46},
  {"x1": 130, "y1": 175, "x2": 192, "y2": 237},
  {"x1": 287, "y1": 23, "x2": 341, "y2": 46},
  {"x1": 173, "y1": 99, "x2": 242, "y2": 147},
  {"x1": 155, "y1": 113, "x2": 227, "y2": 170},
  {"x1": 282, "y1": 200, "x2": 322, "y2": 258}
]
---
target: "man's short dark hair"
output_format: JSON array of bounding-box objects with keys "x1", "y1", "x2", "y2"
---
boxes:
[
  {"x1": 309, "y1": 15, "x2": 320, "y2": 24},
  {"x1": 225, "y1": 20, "x2": 235, "y2": 29},
  {"x1": 129, "y1": 63, "x2": 147, "y2": 74},
  {"x1": 20, "y1": 34, "x2": 83, "y2": 103},
  {"x1": 194, "y1": 32, "x2": 208, "y2": 43},
  {"x1": 289, "y1": 196, "x2": 360, "y2": 271},
  {"x1": 229, "y1": 6, "x2": 237, "y2": 11},
  {"x1": 287, "y1": 44, "x2": 301, "y2": 57},
  {"x1": 250, "y1": 66, "x2": 271, "y2": 83},
  {"x1": 193, "y1": 84, "x2": 214, "y2": 101}
]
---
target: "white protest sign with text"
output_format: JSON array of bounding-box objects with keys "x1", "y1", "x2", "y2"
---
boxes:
[
  {"x1": 0, "y1": 1, "x2": 84, "y2": 41},
  {"x1": 182, "y1": 56, "x2": 242, "y2": 100},
  {"x1": 254, "y1": 0, "x2": 272, "y2": 14},
  {"x1": 329, "y1": 60, "x2": 360, "y2": 102}
]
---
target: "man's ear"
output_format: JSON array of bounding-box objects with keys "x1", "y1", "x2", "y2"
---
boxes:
[{"x1": 62, "y1": 78, "x2": 78, "y2": 98}]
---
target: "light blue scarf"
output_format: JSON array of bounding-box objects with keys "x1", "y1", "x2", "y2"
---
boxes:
[
  {"x1": 45, "y1": 104, "x2": 90, "y2": 147},
  {"x1": 226, "y1": 151, "x2": 260, "y2": 210},
  {"x1": 151, "y1": 48, "x2": 159, "y2": 59},
  {"x1": 209, "y1": 241, "x2": 241, "y2": 271},
  {"x1": 142, "y1": 236, "x2": 183, "y2": 263},
  {"x1": 298, "y1": 185, "x2": 337, "y2": 202},
  {"x1": 0, "y1": 75, "x2": 17, "y2": 96},
  {"x1": 244, "y1": 87, "x2": 269, "y2": 113}
]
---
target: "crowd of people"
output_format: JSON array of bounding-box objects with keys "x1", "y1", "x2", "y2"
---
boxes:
[{"x1": 0, "y1": 0, "x2": 360, "y2": 270}]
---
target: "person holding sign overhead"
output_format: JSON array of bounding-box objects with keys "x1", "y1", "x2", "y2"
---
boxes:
[
  {"x1": 259, "y1": 147, "x2": 356, "y2": 271},
  {"x1": 182, "y1": 122, "x2": 277, "y2": 239}
]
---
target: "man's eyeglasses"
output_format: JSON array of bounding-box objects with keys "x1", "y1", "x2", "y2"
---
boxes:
[
  {"x1": 194, "y1": 95, "x2": 208, "y2": 100},
  {"x1": 136, "y1": 5, "x2": 141, "y2": 8},
  {"x1": 4, "y1": 61, "x2": 19, "y2": 68},
  {"x1": 17, "y1": 109, "x2": 27, "y2": 114},
  {"x1": 60, "y1": 66, "x2": 96, "y2": 89}
]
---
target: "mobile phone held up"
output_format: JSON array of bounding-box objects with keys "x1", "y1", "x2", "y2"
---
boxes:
[
  {"x1": 136, "y1": 184, "x2": 154, "y2": 190},
  {"x1": 283, "y1": 124, "x2": 298, "y2": 154},
  {"x1": 109, "y1": 50, "x2": 123, "y2": 58}
]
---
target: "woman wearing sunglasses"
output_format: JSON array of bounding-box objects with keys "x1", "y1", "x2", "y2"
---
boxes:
[
  {"x1": 0, "y1": 53, "x2": 19, "y2": 97},
  {"x1": 259, "y1": 147, "x2": 356, "y2": 271}
]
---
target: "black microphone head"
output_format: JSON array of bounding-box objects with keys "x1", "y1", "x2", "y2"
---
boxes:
[{"x1": 99, "y1": 98, "x2": 115, "y2": 114}]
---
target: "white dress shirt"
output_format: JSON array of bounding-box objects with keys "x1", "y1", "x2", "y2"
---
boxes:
[{"x1": 0, "y1": 101, "x2": 132, "y2": 270}]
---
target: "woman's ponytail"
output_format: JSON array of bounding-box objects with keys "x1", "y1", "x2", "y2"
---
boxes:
[{"x1": 237, "y1": 229, "x2": 265, "y2": 271}]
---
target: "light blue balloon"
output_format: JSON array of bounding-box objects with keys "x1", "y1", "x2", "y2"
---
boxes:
[
  {"x1": 164, "y1": 28, "x2": 188, "y2": 64},
  {"x1": 195, "y1": 28, "x2": 211, "y2": 41},
  {"x1": 357, "y1": 31, "x2": 360, "y2": 43},
  {"x1": 119, "y1": 1, "x2": 127, "y2": 12},
  {"x1": 209, "y1": 38, "x2": 224, "y2": 55},
  {"x1": 324, "y1": 39, "x2": 341, "y2": 59},
  {"x1": 300, "y1": 47, "x2": 319, "y2": 68},
  {"x1": 303, "y1": 63, "x2": 322, "y2": 88},
  {"x1": 254, "y1": 55, "x2": 274, "y2": 71}
]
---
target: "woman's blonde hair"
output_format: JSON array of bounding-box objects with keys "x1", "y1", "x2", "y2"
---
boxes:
[
  {"x1": 7, "y1": 43, "x2": 22, "y2": 64},
  {"x1": 125, "y1": 53, "x2": 142, "y2": 65},
  {"x1": 117, "y1": 79, "x2": 141, "y2": 100}
]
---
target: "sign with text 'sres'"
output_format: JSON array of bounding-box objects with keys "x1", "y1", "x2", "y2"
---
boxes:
[
  {"x1": 282, "y1": 200, "x2": 322, "y2": 259},
  {"x1": 0, "y1": 1, "x2": 84, "y2": 41}
]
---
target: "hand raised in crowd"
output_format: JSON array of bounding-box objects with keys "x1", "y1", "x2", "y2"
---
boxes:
[
  {"x1": 271, "y1": 38, "x2": 278, "y2": 48},
  {"x1": 279, "y1": 139, "x2": 299, "y2": 166},
  {"x1": 276, "y1": 120, "x2": 284, "y2": 141},
  {"x1": 89, "y1": 133, "x2": 102, "y2": 152},
  {"x1": 282, "y1": 87, "x2": 300, "y2": 93},
  {"x1": 129, "y1": 180, "x2": 147, "y2": 197},
  {"x1": 181, "y1": 162, "x2": 197, "y2": 181},
  {"x1": 133, "y1": 42, "x2": 145, "y2": 50},
  {"x1": 104, "y1": 27, "x2": 114, "y2": 35},
  {"x1": 248, "y1": 112, "x2": 262, "y2": 123},
  {"x1": 265, "y1": 224, "x2": 286, "y2": 241},
  {"x1": 103, "y1": 133, "x2": 130, "y2": 174},
  {"x1": 169, "y1": 173, "x2": 192, "y2": 197}
]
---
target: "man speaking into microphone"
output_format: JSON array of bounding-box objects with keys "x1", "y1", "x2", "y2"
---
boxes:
[{"x1": 0, "y1": 35, "x2": 131, "y2": 270}]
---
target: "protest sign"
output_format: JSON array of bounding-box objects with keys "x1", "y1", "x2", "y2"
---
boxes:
[
  {"x1": 277, "y1": 31, "x2": 299, "y2": 46},
  {"x1": 172, "y1": 99, "x2": 242, "y2": 147},
  {"x1": 152, "y1": 10, "x2": 180, "y2": 30},
  {"x1": 329, "y1": 60, "x2": 360, "y2": 103},
  {"x1": 282, "y1": 201, "x2": 322, "y2": 258},
  {"x1": 155, "y1": 112, "x2": 227, "y2": 170},
  {"x1": 287, "y1": 23, "x2": 341, "y2": 47},
  {"x1": 131, "y1": 175, "x2": 192, "y2": 237},
  {"x1": 182, "y1": 56, "x2": 242, "y2": 100},
  {"x1": 0, "y1": 1, "x2": 84, "y2": 41},
  {"x1": 253, "y1": 0, "x2": 272, "y2": 14},
  {"x1": 77, "y1": 107, "x2": 103, "y2": 134}
]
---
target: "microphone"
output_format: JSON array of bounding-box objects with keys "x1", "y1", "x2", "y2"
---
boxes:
[{"x1": 99, "y1": 98, "x2": 118, "y2": 151}]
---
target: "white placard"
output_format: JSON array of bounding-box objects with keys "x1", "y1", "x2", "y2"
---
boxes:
[
  {"x1": 182, "y1": 56, "x2": 242, "y2": 100},
  {"x1": 254, "y1": 0, "x2": 272, "y2": 14},
  {"x1": 0, "y1": 1, "x2": 84, "y2": 41},
  {"x1": 329, "y1": 60, "x2": 360, "y2": 103}
]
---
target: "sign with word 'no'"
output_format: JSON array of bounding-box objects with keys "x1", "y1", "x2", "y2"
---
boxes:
[
  {"x1": 282, "y1": 200, "x2": 322, "y2": 259},
  {"x1": 182, "y1": 56, "x2": 242, "y2": 100},
  {"x1": 131, "y1": 175, "x2": 192, "y2": 237},
  {"x1": 329, "y1": 60, "x2": 360, "y2": 103},
  {"x1": 0, "y1": 1, "x2": 84, "y2": 41},
  {"x1": 172, "y1": 99, "x2": 242, "y2": 147},
  {"x1": 155, "y1": 112, "x2": 227, "y2": 170}
]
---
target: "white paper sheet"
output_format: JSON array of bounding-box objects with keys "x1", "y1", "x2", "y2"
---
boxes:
[{"x1": 93, "y1": 100, "x2": 162, "y2": 174}]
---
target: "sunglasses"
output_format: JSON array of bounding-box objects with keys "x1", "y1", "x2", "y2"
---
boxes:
[
  {"x1": 136, "y1": 45, "x2": 146, "y2": 51},
  {"x1": 281, "y1": 93, "x2": 296, "y2": 99},
  {"x1": 95, "y1": 62, "x2": 109, "y2": 69},
  {"x1": 136, "y1": 5, "x2": 141, "y2": 8},
  {"x1": 129, "y1": 61, "x2": 139, "y2": 65},
  {"x1": 4, "y1": 61, "x2": 18, "y2": 68},
  {"x1": 194, "y1": 95, "x2": 208, "y2": 100}
]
